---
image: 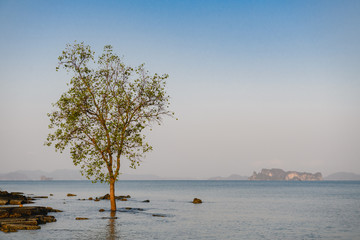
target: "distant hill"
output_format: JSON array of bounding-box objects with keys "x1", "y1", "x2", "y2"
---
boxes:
[
  {"x1": 325, "y1": 172, "x2": 360, "y2": 181},
  {"x1": 0, "y1": 169, "x2": 84, "y2": 180},
  {"x1": 208, "y1": 174, "x2": 248, "y2": 180}
]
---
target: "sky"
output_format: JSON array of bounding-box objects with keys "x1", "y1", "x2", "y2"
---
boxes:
[{"x1": 0, "y1": 0, "x2": 359, "y2": 179}]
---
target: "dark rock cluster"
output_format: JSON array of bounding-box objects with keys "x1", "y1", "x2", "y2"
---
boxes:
[
  {"x1": 0, "y1": 190, "x2": 61, "y2": 232},
  {"x1": 0, "y1": 191, "x2": 34, "y2": 205},
  {"x1": 97, "y1": 194, "x2": 131, "y2": 201},
  {"x1": 0, "y1": 206, "x2": 61, "y2": 232}
]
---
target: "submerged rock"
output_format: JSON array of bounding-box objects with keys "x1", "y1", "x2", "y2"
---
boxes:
[{"x1": 75, "y1": 217, "x2": 89, "y2": 220}]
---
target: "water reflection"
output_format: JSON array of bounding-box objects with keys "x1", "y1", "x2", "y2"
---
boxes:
[{"x1": 107, "y1": 211, "x2": 118, "y2": 240}]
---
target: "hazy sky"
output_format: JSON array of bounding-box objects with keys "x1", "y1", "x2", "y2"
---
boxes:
[{"x1": 0, "y1": 0, "x2": 359, "y2": 178}]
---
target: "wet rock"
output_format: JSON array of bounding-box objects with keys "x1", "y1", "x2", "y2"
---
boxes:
[
  {"x1": 98, "y1": 194, "x2": 131, "y2": 200},
  {"x1": 75, "y1": 217, "x2": 89, "y2": 220},
  {"x1": 0, "y1": 190, "x2": 31, "y2": 206},
  {"x1": 33, "y1": 196, "x2": 48, "y2": 199},
  {"x1": 120, "y1": 198, "x2": 127, "y2": 201},
  {"x1": 46, "y1": 207, "x2": 63, "y2": 213},
  {"x1": 0, "y1": 206, "x2": 60, "y2": 232},
  {"x1": 0, "y1": 209, "x2": 9, "y2": 218},
  {"x1": 192, "y1": 198, "x2": 202, "y2": 204},
  {"x1": 67, "y1": 193, "x2": 77, "y2": 197},
  {"x1": 88, "y1": 197, "x2": 93, "y2": 200},
  {"x1": 99, "y1": 209, "x2": 105, "y2": 212},
  {"x1": 152, "y1": 214, "x2": 165, "y2": 217},
  {"x1": 118, "y1": 195, "x2": 131, "y2": 199},
  {"x1": 50, "y1": 194, "x2": 54, "y2": 196},
  {"x1": 9, "y1": 200, "x2": 23, "y2": 205},
  {"x1": 142, "y1": 200, "x2": 150, "y2": 203},
  {"x1": 1, "y1": 223, "x2": 41, "y2": 232}
]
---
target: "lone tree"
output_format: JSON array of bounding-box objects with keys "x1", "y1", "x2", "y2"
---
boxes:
[{"x1": 46, "y1": 42, "x2": 173, "y2": 211}]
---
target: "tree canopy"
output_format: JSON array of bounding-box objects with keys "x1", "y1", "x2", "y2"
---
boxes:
[{"x1": 46, "y1": 42, "x2": 173, "y2": 210}]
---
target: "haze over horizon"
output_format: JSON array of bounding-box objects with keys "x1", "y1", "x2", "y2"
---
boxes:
[{"x1": 1, "y1": 0, "x2": 359, "y2": 179}]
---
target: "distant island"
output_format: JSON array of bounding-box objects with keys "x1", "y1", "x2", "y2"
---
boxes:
[{"x1": 249, "y1": 168, "x2": 323, "y2": 181}]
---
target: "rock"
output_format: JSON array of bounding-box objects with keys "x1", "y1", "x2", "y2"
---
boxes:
[
  {"x1": 94, "y1": 198, "x2": 100, "y2": 202},
  {"x1": 98, "y1": 194, "x2": 131, "y2": 200},
  {"x1": 88, "y1": 197, "x2": 93, "y2": 200},
  {"x1": 1, "y1": 224, "x2": 41, "y2": 231},
  {"x1": 142, "y1": 200, "x2": 150, "y2": 203},
  {"x1": 152, "y1": 214, "x2": 165, "y2": 217},
  {"x1": 67, "y1": 193, "x2": 77, "y2": 197},
  {"x1": 99, "y1": 209, "x2": 105, "y2": 212},
  {"x1": 192, "y1": 198, "x2": 202, "y2": 204},
  {"x1": 9, "y1": 200, "x2": 23, "y2": 205},
  {"x1": 118, "y1": 195, "x2": 131, "y2": 199},
  {"x1": 10, "y1": 192, "x2": 23, "y2": 196},
  {"x1": 75, "y1": 217, "x2": 89, "y2": 220},
  {"x1": 46, "y1": 207, "x2": 63, "y2": 212},
  {"x1": 0, "y1": 190, "x2": 30, "y2": 206},
  {"x1": 50, "y1": 194, "x2": 54, "y2": 196},
  {"x1": 0, "y1": 209, "x2": 9, "y2": 218},
  {"x1": 0, "y1": 206, "x2": 60, "y2": 233},
  {"x1": 33, "y1": 196, "x2": 48, "y2": 199},
  {"x1": 100, "y1": 194, "x2": 111, "y2": 200}
]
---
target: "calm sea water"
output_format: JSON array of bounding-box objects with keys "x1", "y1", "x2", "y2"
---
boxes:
[{"x1": 0, "y1": 180, "x2": 359, "y2": 240}]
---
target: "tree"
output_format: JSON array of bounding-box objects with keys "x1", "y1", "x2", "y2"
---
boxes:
[{"x1": 46, "y1": 42, "x2": 173, "y2": 211}]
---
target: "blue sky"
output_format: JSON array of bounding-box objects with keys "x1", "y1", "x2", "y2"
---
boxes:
[{"x1": 0, "y1": 0, "x2": 359, "y2": 178}]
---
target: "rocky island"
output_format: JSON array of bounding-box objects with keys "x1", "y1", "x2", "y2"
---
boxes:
[{"x1": 249, "y1": 168, "x2": 323, "y2": 181}]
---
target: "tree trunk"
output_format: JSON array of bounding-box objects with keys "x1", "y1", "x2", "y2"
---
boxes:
[{"x1": 109, "y1": 178, "x2": 116, "y2": 212}]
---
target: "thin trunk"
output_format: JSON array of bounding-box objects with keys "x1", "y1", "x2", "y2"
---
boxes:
[{"x1": 110, "y1": 178, "x2": 116, "y2": 211}]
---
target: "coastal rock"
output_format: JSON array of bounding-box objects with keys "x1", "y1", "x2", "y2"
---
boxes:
[
  {"x1": 192, "y1": 198, "x2": 202, "y2": 204},
  {"x1": 9, "y1": 200, "x2": 23, "y2": 205},
  {"x1": 75, "y1": 217, "x2": 89, "y2": 220},
  {"x1": 249, "y1": 168, "x2": 323, "y2": 181},
  {"x1": 0, "y1": 206, "x2": 60, "y2": 232},
  {"x1": 98, "y1": 194, "x2": 131, "y2": 200},
  {"x1": 99, "y1": 209, "x2": 105, "y2": 212},
  {"x1": 142, "y1": 200, "x2": 150, "y2": 203},
  {"x1": 0, "y1": 190, "x2": 33, "y2": 205},
  {"x1": 67, "y1": 193, "x2": 77, "y2": 197},
  {"x1": 152, "y1": 214, "x2": 165, "y2": 217}
]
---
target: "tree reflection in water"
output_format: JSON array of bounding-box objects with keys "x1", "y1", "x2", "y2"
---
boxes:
[{"x1": 107, "y1": 211, "x2": 118, "y2": 240}]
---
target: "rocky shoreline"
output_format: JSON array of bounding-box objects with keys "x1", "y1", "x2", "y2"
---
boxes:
[{"x1": 0, "y1": 190, "x2": 61, "y2": 233}]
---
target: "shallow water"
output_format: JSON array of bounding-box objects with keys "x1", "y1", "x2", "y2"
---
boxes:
[{"x1": 1, "y1": 180, "x2": 359, "y2": 239}]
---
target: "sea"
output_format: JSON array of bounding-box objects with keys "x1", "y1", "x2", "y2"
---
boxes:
[{"x1": 0, "y1": 180, "x2": 359, "y2": 240}]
